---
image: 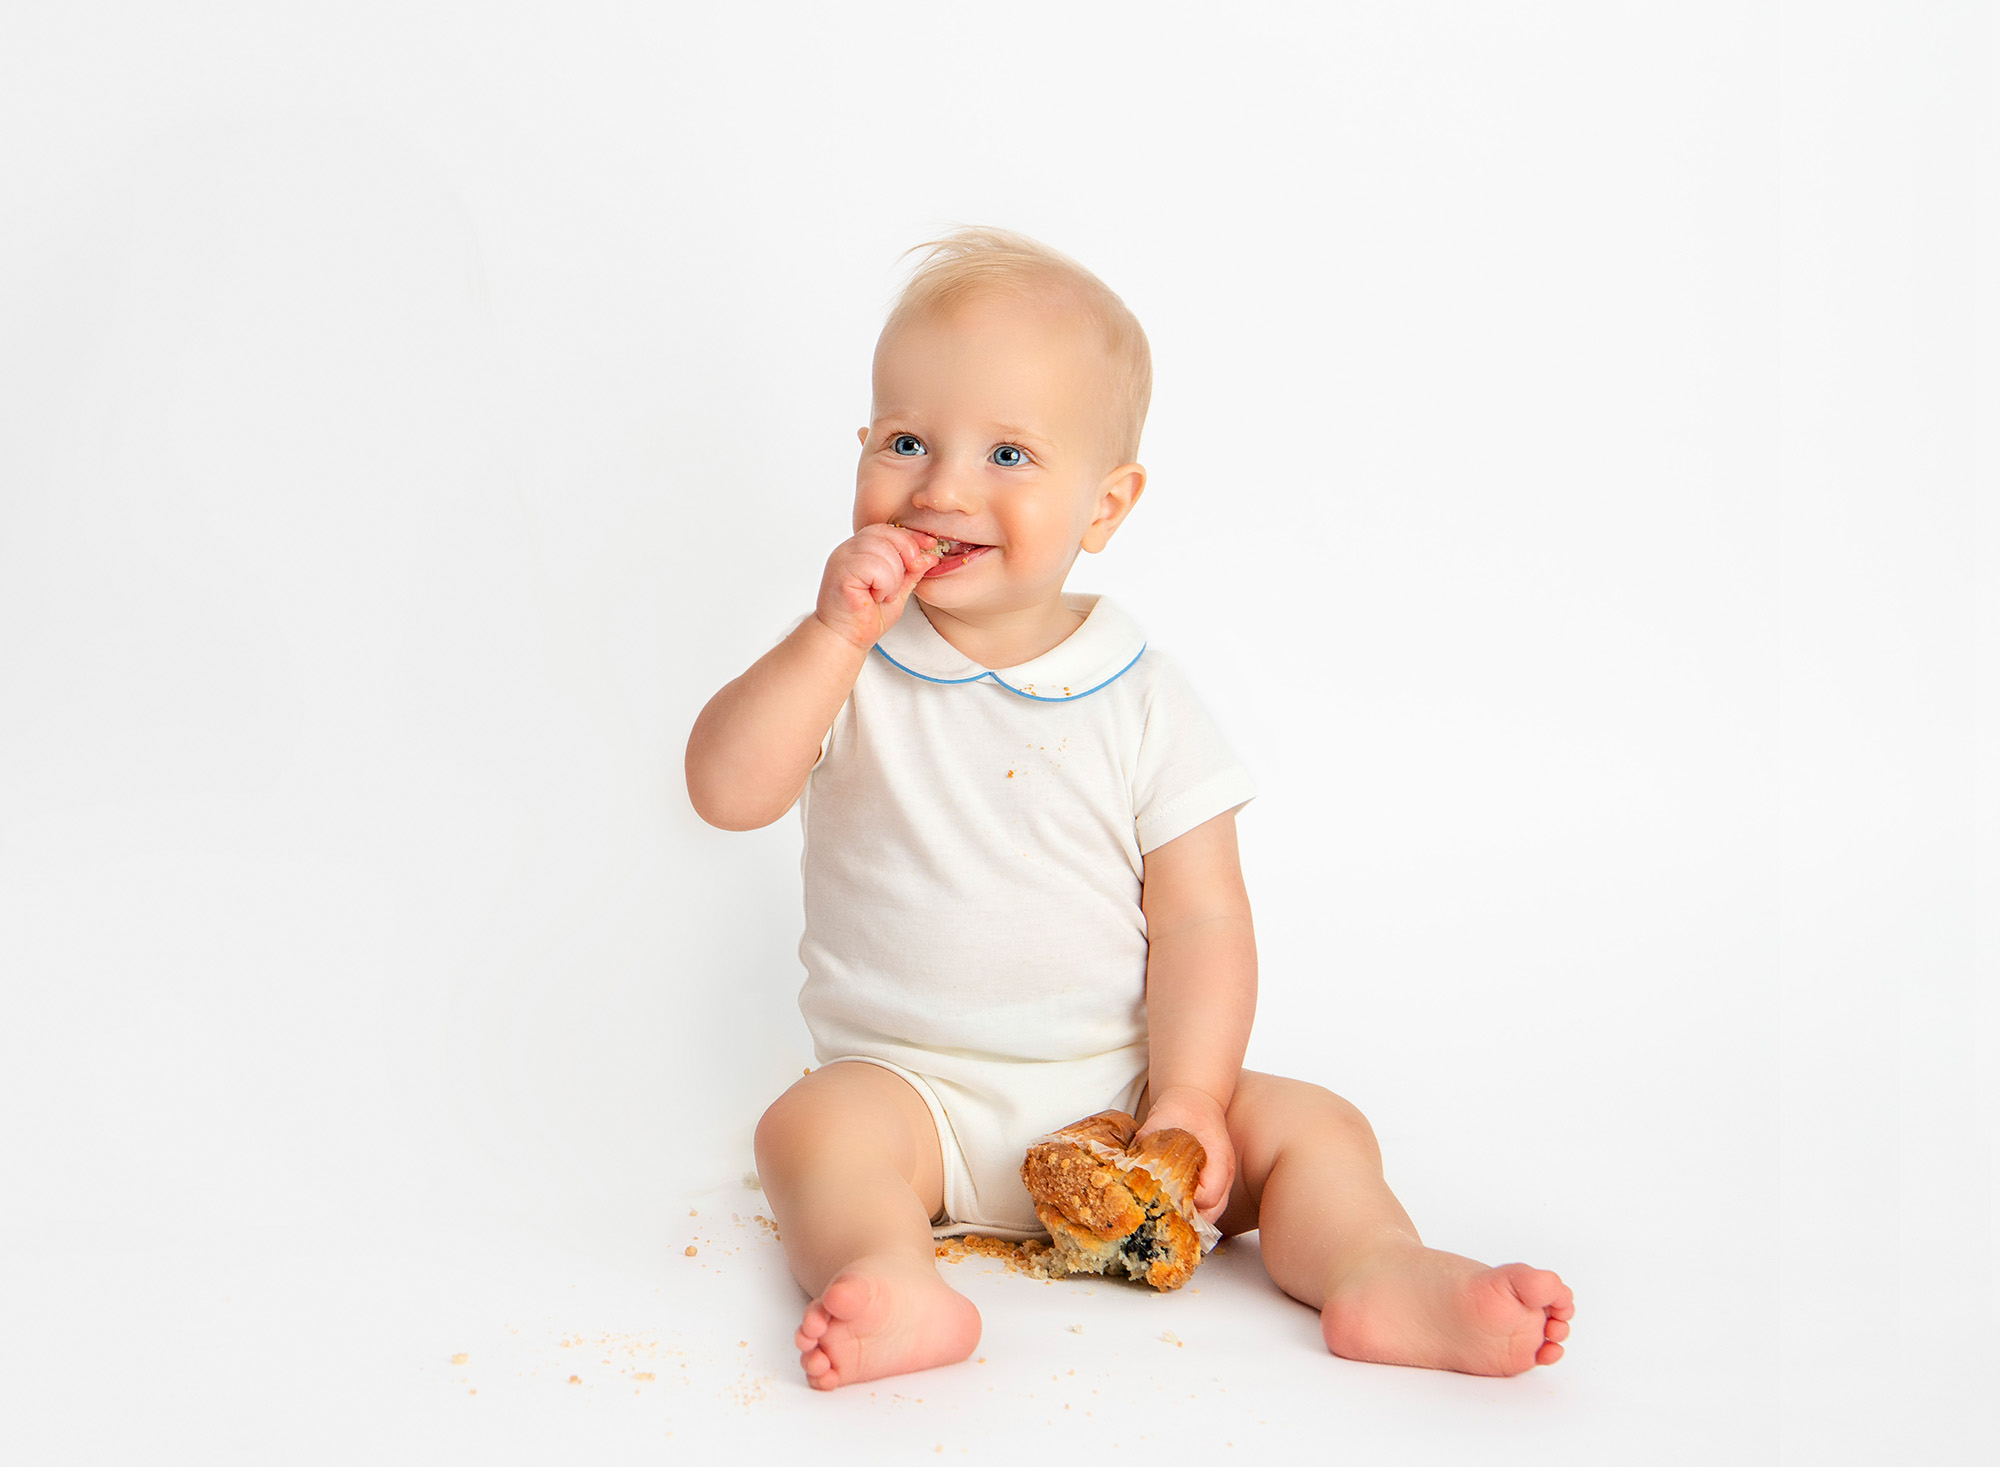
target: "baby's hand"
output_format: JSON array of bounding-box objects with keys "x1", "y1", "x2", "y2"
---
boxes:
[
  {"x1": 814, "y1": 523, "x2": 941, "y2": 651},
  {"x1": 1136, "y1": 1085, "x2": 1236, "y2": 1224}
]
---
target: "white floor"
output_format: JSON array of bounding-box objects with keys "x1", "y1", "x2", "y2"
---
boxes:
[{"x1": 7, "y1": 1176, "x2": 1769, "y2": 1466}]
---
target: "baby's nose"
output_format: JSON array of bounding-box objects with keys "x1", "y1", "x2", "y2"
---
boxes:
[{"x1": 911, "y1": 461, "x2": 984, "y2": 514}]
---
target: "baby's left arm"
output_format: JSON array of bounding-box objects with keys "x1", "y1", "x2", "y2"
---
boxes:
[{"x1": 1136, "y1": 809, "x2": 1256, "y2": 1222}]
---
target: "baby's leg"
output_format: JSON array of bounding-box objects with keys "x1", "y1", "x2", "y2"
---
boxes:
[
  {"x1": 1215, "y1": 1072, "x2": 1572, "y2": 1377},
  {"x1": 753, "y1": 1062, "x2": 980, "y2": 1390}
]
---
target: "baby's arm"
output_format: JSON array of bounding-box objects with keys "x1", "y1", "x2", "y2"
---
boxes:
[
  {"x1": 1136, "y1": 809, "x2": 1257, "y2": 1220},
  {"x1": 685, "y1": 523, "x2": 939, "y2": 830}
]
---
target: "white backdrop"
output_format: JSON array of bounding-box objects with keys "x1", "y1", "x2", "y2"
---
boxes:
[{"x1": 1, "y1": 3, "x2": 1990, "y2": 1461}]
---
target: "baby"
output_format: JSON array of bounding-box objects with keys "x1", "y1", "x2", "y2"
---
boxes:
[{"x1": 685, "y1": 228, "x2": 1573, "y2": 1390}]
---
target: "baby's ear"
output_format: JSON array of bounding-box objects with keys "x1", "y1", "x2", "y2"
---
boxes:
[{"x1": 1080, "y1": 463, "x2": 1147, "y2": 554}]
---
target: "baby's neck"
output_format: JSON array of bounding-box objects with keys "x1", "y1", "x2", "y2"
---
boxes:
[{"x1": 916, "y1": 596, "x2": 1087, "y2": 671}]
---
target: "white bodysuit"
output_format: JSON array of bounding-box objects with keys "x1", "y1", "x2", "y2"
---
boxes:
[{"x1": 796, "y1": 593, "x2": 1256, "y2": 1236}]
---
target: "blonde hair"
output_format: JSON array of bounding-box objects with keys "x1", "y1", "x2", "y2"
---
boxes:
[{"x1": 883, "y1": 227, "x2": 1152, "y2": 463}]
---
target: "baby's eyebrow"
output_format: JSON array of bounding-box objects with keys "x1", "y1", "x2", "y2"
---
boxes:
[{"x1": 988, "y1": 423, "x2": 1056, "y2": 452}]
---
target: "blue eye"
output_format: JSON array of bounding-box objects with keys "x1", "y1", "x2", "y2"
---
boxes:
[
  {"x1": 891, "y1": 434, "x2": 925, "y2": 456},
  {"x1": 992, "y1": 444, "x2": 1027, "y2": 467}
]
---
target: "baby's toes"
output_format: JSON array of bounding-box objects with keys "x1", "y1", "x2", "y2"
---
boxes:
[
  {"x1": 1546, "y1": 1316, "x2": 1570, "y2": 1344},
  {"x1": 1504, "y1": 1265, "x2": 1572, "y2": 1314},
  {"x1": 1522, "y1": 1266, "x2": 1566, "y2": 1301},
  {"x1": 1535, "y1": 1340, "x2": 1565, "y2": 1366},
  {"x1": 796, "y1": 1301, "x2": 833, "y2": 1351},
  {"x1": 1542, "y1": 1275, "x2": 1574, "y2": 1314}
]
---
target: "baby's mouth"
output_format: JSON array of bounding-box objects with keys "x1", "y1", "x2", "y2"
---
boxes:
[
  {"x1": 894, "y1": 523, "x2": 996, "y2": 575},
  {"x1": 921, "y1": 537, "x2": 996, "y2": 578}
]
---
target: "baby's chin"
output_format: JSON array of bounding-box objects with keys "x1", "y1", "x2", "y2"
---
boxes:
[
  {"x1": 914, "y1": 579, "x2": 1075, "y2": 623},
  {"x1": 912, "y1": 577, "x2": 999, "y2": 615}
]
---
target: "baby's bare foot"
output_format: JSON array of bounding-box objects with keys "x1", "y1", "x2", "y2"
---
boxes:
[
  {"x1": 1320, "y1": 1247, "x2": 1573, "y2": 1377},
  {"x1": 793, "y1": 1254, "x2": 981, "y2": 1391}
]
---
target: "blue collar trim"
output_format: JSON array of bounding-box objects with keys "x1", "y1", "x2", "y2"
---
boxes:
[{"x1": 872, "y1": 642, "x2": 1146, "y2": 702}]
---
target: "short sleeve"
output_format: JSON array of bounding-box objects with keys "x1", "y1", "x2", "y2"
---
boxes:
[{"x1": 1131, "y1": 653, "x2": 1257, "y2": 855}]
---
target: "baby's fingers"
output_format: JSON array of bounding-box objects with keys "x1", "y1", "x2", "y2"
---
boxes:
[
  {"x1": 837, "y1": 535, "x2": 921, "y2": 601},
  {"x1": 870, "y1": 525, "x2": 943, "y2": 607},
  {"x1": 1194, "y1": 1149, "x2": 1235, "y2": 1221},
  {"x1": 873, "y1": 522, "x2": 944, "y2": 578}
]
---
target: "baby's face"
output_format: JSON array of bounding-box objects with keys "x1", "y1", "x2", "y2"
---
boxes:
[{"x1": 855, "y1": 293, "x2": 1136, "y2": 619}]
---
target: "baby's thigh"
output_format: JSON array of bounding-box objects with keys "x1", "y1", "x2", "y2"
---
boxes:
[{"x1": 753, "y1": 1061, "x2": 946, "y2": 1213}]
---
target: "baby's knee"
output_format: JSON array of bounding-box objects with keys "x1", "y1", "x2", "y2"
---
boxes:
[
  {"x1": 1256, "y1": 1078, "x2": 1381, "y2": 1159},
  {"x1": 1315, "y1": 1089, "x2": 1380, "y2": 1154},
  {"x1": 753, "y1": 1086, "x2": 816, "y2": 1169},
  {"x1": 754, "y1": 1063, "x2": 931, "y2": 1175}
]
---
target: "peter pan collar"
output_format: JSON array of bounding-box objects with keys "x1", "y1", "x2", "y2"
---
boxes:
[{"x1": 873, "y1": 594, "x2": 1147, "y2": 702}]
